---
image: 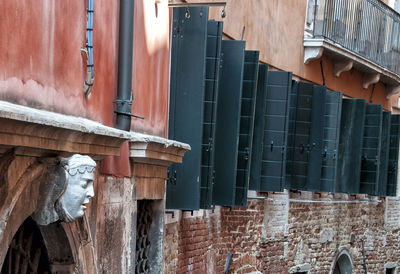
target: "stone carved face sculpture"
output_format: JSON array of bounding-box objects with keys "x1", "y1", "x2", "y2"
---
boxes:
[
  {"x1": 55, "y1": 155, "x2": 96, "y2": 222},
  {"x1": 32, "y1": 154, "x2": 96, "y2": 225}
]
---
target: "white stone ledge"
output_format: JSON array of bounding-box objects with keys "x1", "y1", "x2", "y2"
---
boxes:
[
  {"x1": 0, "y1": 100, "x2": 130, "y2": 157},
  {"x1": 304, "y1": 38, "x2": 400, "y2": 97},
  {"x1": 0, "y1": 100, "x2": 130, "y2": 139},
  {"x1": 129, "y1": 132, "x2": 190, "y2": 150},
  {"x1": 129, "y1": 132, "x2": 190, "y2": 166}
]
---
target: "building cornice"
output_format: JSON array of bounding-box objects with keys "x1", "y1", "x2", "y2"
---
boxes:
[{"x1": 0, "y1": 100, "x2": 130, "y2": 158}]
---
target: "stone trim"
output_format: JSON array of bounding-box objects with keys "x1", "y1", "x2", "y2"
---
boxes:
[
  {"x1": 0, "y1": 100, "x2": 130, "y2": 157},
  {"x1": 129, "y1": 132, "x2": 190, "y2": 200},
  {"x1": 385, "y1": 262, "x2": 398, "y2": 274},
  {"x1": 289, "y1": 263, "x2": 311, "y2": 273},
  {"x1": 329, "y1": 247, "x2": 354, "y2": 274},
  {"x1": 304, "y1": 38, "x2": 400, "y2": 97},
  {"x1": 129, "y1": 132, "x2": 190, "y2": 166}
]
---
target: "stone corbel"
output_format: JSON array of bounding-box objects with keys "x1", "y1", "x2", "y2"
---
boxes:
[
  {"x1": 304, "y1": 46, "x2": 324, "y2": 64},
  {"x1": 386, "y1": 85, "x2": 400, "y2": 99},
  {"x1": 334, "y1": 60, "x2": 353, "y2": 77},
  {"x1": 129, "y1": 132, "x2": 190, "y2": 200},
  {"x1": 363, "y1": 73, "x2": 380, "y2": 89}
]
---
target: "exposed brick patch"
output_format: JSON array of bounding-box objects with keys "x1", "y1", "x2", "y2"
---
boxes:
[{"x1": 164, "y1": 196, "x2": 400, "y2": 273}]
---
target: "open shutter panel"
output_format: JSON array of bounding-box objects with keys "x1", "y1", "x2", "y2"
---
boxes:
[
  {"x1": 336, "y1": 99, "x2": 366, "y2": 194},
  {"x1": 286, "y1": 82, "x2": 325, "y2": 191},
  {"x1": 200, "y1": 20, "x2": 223, "y2": 209},
  {"x1": 287, "y1": 82, "x2": 312, "y2": 190},
  {"x1": 166, "y1": 7, "x2": 209, "y2": 210},
  {"x1": 307, "y1": 85, "x2": 326, "y2": 191},
  {"x1": 360, "y1": 104, "x2": 383, "y2": 195},
  {"x1": 259, "y1": 71, "x2": 292, "y2": 192},
  {"x1": 285, "y1": 80, "x2": 299, "y2": 189},
  {"x1": 377, "y1": 111, "x2": 391, "y2": 196},
  {"x1": 249, "y1": 64, "x2": 268, "y2": 191},
  {"x1": 387, "y1": 114, "x2": 400, "y2": 196},
  {"x1": 320, "y1": 91, "x2": 342, "y2": 192},
  {"x1": 213, "y1": 40, "x2": 245, "y2": 206},
  {"x1": 234, "y1": 50, "x2": 259, "y2": 206}
]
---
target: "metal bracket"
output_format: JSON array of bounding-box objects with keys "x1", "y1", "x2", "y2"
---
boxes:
[
  {"x1": 165, "y1": 211, "x2": 175, "y2": 218},
  {"x1": 167, "y1": 170, "x2": 177, "y2": 185}
]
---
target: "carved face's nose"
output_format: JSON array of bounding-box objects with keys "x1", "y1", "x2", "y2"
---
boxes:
[{"x1": 87, "y1": 182, "x2": 95, "y2": 199}]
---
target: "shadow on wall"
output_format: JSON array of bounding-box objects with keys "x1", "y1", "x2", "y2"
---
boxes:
[{"x1": 130, "y1": 0, "x2": 170, "y2": 137}]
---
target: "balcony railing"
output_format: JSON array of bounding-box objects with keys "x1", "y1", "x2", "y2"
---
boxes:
[{"x1": 312, "y1": 0, "x2": 400, "y2": 76}]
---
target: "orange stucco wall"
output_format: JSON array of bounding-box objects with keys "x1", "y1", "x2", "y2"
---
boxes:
[
  {"x1": 201, "y1": 0, "x2": 399, "y2": 110},
  {"x1": 0, "y1": 0, "x2": 170, "y2": 137},
  {"x1": 131, "y1": 0, "x2": 170, "y2": 137}
]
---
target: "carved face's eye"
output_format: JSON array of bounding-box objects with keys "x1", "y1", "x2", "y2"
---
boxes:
[{"x1": 80, "y1": 180, "x2": 89, "y2": 188}]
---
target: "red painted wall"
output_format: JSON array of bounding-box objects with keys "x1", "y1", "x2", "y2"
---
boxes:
[{"x1": 0, "y1": 0, "x2": 170, "y2": 137}]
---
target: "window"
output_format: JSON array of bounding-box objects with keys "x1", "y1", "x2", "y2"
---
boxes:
[
  {"x1": 167, "y1": 7, "x2": 257, "y2": 209},
  {"x1": 387, "y1": 114, "x2": 400, "y2": 196},
  {"x1": 212, "y1": 42, "x2": 259, "y2": 207},
  {"x1": 250, "y1": 69, "x2": 292, "y2": 192},
  {"x1": 286, "y1": 82, "x2": 327, "y2": 191},
  {"x1": 360, "y1": 104, "x2": 383, "y2": 195},
  {"x1": 167, "y1": 6, "x2": 211, "y2": 210},
  {"x1": 386, "y1": 267, "x2": 395, "y2": 274},
  {"x1": 333, "y1": 253, "x2": 353, "y2": 274},
  {"x1": 336, "y1": 99, "x2": 366, "y2": 194}
]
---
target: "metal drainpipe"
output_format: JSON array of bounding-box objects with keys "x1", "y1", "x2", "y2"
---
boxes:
[{"x1": 115, "y1": 0, "x2": 135, "y2": 131}]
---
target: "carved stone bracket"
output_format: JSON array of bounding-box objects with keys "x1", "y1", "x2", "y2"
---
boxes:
[
  {"x1": 304, "y1": 38, "x2": 400, "y2": 89},
  {"x1": 129, "y1": 132, "x2": 190, "y2": 200},
  {"x1": 386, "y1": 85, "x2": 400, "y2": 99},
  {"x1": 304, "y1": 46, "x2": 324, "y2": 64},
  {"x1": 334, "y1": 60, "x2": 353, "y2": 77},
  {"x1": 363, "y1": 73, "x2": 380, "y2": 89}
]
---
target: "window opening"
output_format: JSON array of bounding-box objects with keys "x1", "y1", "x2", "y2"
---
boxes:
[
  {"x1": 1, "y1": 217, "x2": 51, "y2": 274},
  {"x1": 333, "y1": 253, "x2": 353, "y2": 274},
  {"x1": 386, "y1": 267, "x2": 395, "y2": 274},
  {"x1": 136, "y1": 200, "x2": 154, "y2": 274}
]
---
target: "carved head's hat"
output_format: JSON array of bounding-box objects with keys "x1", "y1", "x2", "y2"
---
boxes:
[{"x1": 62, "y1": 154, "x2": 96, "y2": 176}]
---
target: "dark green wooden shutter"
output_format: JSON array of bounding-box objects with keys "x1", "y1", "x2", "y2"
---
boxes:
[
  {"x1": 336, "y1": 99, "x2": 366, "y2": 194},
  {"x1": 387, "y1": 114, "x2": 400, "y2": 196},
  {"x1": 200, "y1": 20, "x2": 223, "y2": 209},
  {"x1": 286, "y1": 82, "x2": 326, "y2": 191},
  {"x1": 377, "y1": 111, "x2": 391, "y2": 196},
  {"x1": 234, "y1": 50, "x2": 259, "y2": 206},
  {"x1": 285, "y1": 80, "x2": 299, "y2": 189},
  {"x1": 249, "y1": 64, "x2": 268, "y2": 191},
  {"x1": 166, "y1": 7, "x2": 209, "y2": 210},
  {"x1": 320, "y1": 91, "x2": 342, "y2": 192},
  {"x1": 213, "y1": 40, "x2": 245, "y2": 206},
  {"x1": 307, "y1": 85, "x2": 326, "y2": 190},
  {"x1": 359, "y1": 104, "x2": 383, "y2": 195},
  {"x1": 258, "y1": 71, "x2": 292, "y2": 192}
]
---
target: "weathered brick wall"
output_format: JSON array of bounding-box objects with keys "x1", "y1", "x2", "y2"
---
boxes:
[{"x1": 164, "y1": 192, "x2": 400, "y2": 273}]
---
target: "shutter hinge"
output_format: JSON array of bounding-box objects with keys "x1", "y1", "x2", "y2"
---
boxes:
[
  {"x1": 172, "y1": 21, "x2": 184, "y2": 39},
  {"x1": 167, "y1": 170, "x2": 177, "y2": 185},
  {"x1": 212, "y1": 170, "x2": 216, "y2": 184},
  {"x1": 244, "y1": 147, "x2": 250, "y2": 161},
  {"x1": 206, "y1": 137, "x2": 213, "y2": 152}
]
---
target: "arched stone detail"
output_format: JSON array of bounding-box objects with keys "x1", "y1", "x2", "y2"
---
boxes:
[
  {"x1": 0, "y1": 153, "x2": 98, "y2": 273},
  {"x1": 330, "y1": 247, "x2": 354, "y2": 274},
  {"x1": 0, "y1": 154, "x2": 45, "y2": 268}
]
